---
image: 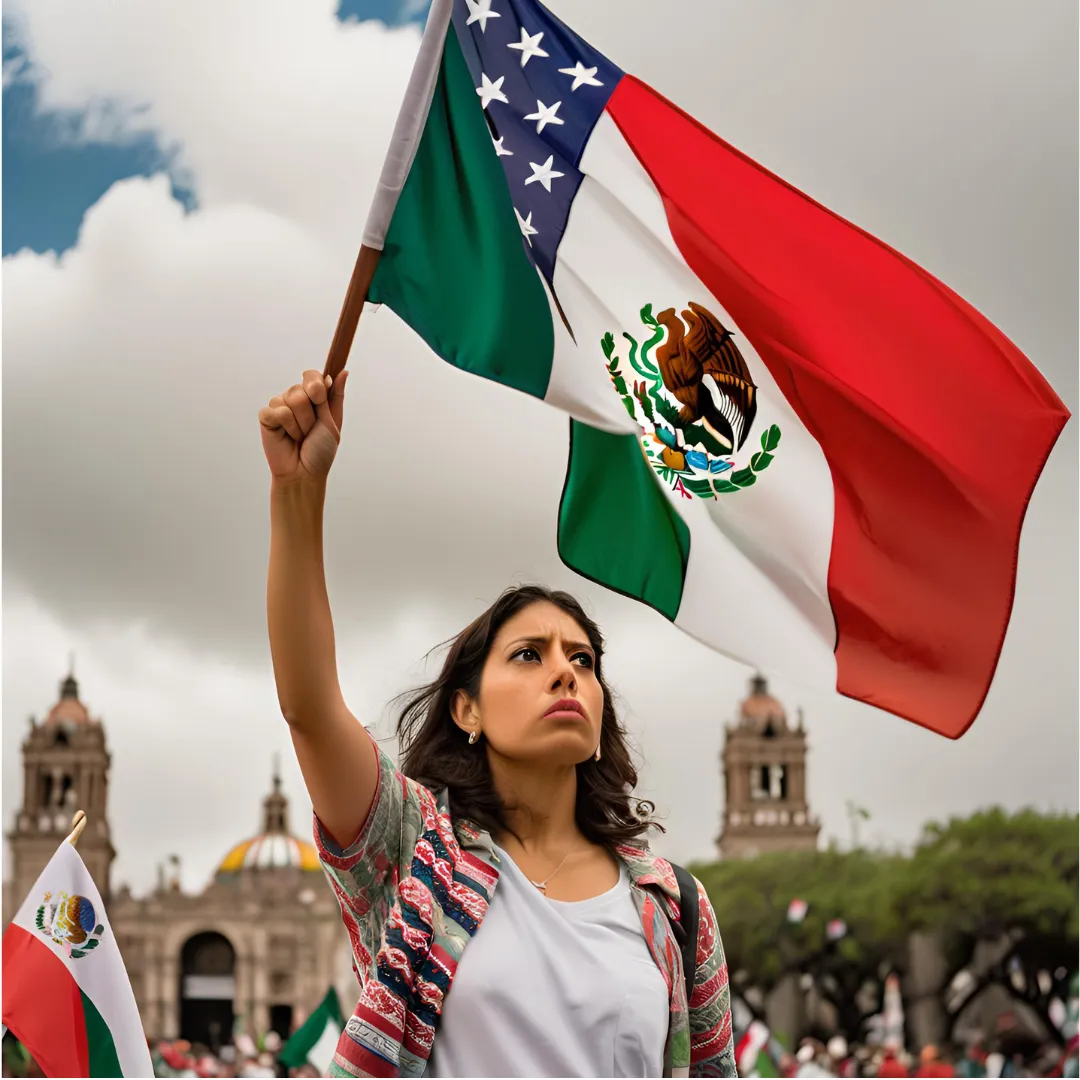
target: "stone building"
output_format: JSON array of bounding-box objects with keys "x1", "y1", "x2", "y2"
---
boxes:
[
  {"x1": 716, "y1": 673, "x2": 820, "y2": 858},
  {"x1": 3, "y1": 670, "x2": 355, "y2": 1048}
]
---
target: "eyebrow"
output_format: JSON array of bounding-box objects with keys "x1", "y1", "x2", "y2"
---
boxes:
[{"x1": 506, "y1": 635, "x2": 595, "y2": 656}]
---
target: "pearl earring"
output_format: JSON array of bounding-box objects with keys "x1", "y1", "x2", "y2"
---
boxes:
[
  {"x1": 468, "y1": 731, "x2": 479, "y2": 745},
  {"x1": 594, "y1": 743, "x2": 601, "y2": 762}
]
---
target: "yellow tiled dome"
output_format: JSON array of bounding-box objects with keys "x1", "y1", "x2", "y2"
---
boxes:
[
  {"x1": 215, "y1": 762, "x2": 320, "y2": 876},
  {"x1": 217, "y1": 833, "x2": 320, "y2": 874}
]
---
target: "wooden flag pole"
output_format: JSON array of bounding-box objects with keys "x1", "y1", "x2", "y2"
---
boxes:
[
  {"x1": 65, "y1": 810, "x2": 87, "y2": 848},
  {"x1": 323, "y1": 244, "x2": 382, "y2": 382}
]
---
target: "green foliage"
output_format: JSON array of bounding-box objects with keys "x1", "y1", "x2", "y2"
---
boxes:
[
  {"x1": 897, "y1": 807, "x2": 1079, "y2": 940},
  {"x1": 689, "y1": 807, "x2": 1079, "y2": 995},
  {"x1": 690, "y1": 849, "x2": 908, "y2": 988}
]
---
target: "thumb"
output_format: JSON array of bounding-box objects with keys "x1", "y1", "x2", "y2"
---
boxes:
[{"x1": 326, "y1": 369, "x2": 349, "y2": 434}]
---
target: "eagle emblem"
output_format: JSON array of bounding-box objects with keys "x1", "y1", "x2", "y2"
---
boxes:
[
  {"x1": 35, "y1": 890, "x2": 105, "y2": 959},
  {"x1": 602, "y1": 302, "x2": 781, "y2": 499}
]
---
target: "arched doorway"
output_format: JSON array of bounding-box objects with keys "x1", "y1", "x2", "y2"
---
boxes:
[{"x1": 179, "y1": 932, "x2": 235, "y2": 1051}]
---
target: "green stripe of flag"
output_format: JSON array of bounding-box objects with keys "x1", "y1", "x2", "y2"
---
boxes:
[
  {"x1": 369, "y1": 27, "x2": 554, "y2": 398},
  {"x1": 280, "y1": 988, "x2": 345, "y2": 1071},
  {"x1": 559, "y1": 421, "x2": 690, "y2": 620},
  {"x1": 80, "y1": 990, "x2": 123, "y2": 1078},
  {"x1": 370, "y1": 24, "x2": 690, "y2": 621}
]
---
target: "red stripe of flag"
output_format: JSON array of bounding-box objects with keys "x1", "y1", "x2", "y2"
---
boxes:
[
  {"x1": 2, "y1": 924, "x2": 90, "y2": 1078},
  {"x1": 606, "y1": 75, "x2": 1069, "y2": 737}
]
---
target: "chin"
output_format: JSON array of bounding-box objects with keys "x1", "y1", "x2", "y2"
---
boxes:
[{"x1": 524, "y1": 728, "x2": 595, "y2": 766}]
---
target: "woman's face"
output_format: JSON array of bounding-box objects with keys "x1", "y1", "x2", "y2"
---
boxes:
[{"x1": 454, "y1": 600, "x2": 604, "y2": 765}]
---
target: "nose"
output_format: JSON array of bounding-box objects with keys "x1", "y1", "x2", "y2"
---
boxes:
[{"x1": 549, "y1": 656, "x2": 577, "y2": 693}]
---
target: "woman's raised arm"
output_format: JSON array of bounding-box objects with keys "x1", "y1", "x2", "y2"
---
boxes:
[{"x1": 260, "y1": 368, "x2": 377, "y2": 850}]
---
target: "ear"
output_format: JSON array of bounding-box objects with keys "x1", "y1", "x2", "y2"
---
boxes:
[{"x1": 450, "y1": 689, "x2": 480, "y2": 736}]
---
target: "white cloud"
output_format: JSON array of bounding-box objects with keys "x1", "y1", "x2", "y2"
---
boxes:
[{"x1": 3, "y1": 0, "x2": 1076, "y2": 895}]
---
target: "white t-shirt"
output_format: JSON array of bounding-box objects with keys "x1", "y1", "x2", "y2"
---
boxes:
[{"x1": 426, "y1": 846, "x2": 669, "y2": 1078}]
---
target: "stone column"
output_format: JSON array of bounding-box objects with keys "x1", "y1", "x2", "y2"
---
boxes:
[
  {"x1": 160, "y1": 951, "x2": 180, "y2": 1040},
  {"x1": 252, "y1": 929, "x2": 271, "y2": 1035},
  {"x1": 788, "y1": 758, "x2": 805, "y2": 806},
  {"x1": 143, "y1": 949, "x2": 162, "y2": 1041},
  {"x1": 906, "y1": 930, "x2": 948, "y2": 1049},
  {"x1": 766, "y1": 973, "x2": 806, "y2": 1048},
  {"x1": 234, "y1": 944, "x2": 252, "y2": 1033}
]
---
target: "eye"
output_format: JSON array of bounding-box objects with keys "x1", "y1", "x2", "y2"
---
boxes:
[
  {"x1": 572, "y1": 652, "x2": 595, "y2": 669},
  {"x1": 512, "y1": 647, "x2": 541, "y2": 663}
]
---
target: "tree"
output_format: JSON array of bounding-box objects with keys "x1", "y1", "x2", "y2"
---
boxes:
[
  {"x1": 896, "y1": 807, "x2": 1078, "y2": 1040},
  {"x1": 690, "y1": 807, "x2": 1079, "y2": 1044},
  {"x1": 691, "y1": 848, "x2": 909, "y2": 1037}
]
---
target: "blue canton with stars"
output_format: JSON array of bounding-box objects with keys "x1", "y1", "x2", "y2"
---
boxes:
[{"x1": 450, "y1": 0, "x2": 623, "y2": 288}]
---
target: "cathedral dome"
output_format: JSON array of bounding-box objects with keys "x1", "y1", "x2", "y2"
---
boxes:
[
  {"x1": 215, "y1": 762, "x2": 321, "y2": 877},
  {"x1": 44, "y1": 671, "x2": 92, "y2": 726},
  {"x1": 739, "y1": 674, "x2": 790, "y2": 733},
  {"x1": 217, "y1": 833, "x2": 320, "y2": 874}
]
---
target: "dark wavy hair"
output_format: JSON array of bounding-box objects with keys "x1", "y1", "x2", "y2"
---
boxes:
[{"x1": 395, "y1": 585, "x2": 660, "y2": 847}]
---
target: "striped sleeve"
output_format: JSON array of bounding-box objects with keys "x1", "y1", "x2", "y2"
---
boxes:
[
  {"x1": 689, "y1": 878, "x2": 737, "y2": 1077},
  {"x1": 312, "y1": 735, "x2": 420, "y2": 976}
]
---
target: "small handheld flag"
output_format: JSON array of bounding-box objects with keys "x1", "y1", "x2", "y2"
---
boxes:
[
  {"x1": 2, "y1": 813, "x2": 153, "y2": 1078},
  {"x1": 786, "y1": 898, "x2": 808, "y2": 924},
  {"x1": 280, "y1": 987, "x2": 345, "y2": 1076}
]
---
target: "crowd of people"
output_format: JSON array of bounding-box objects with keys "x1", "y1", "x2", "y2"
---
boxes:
[
  {"x1": 4, "y1": 1017, "x2": 1078, "y2": 1077},
  {"x1": 736, "y1": 1026, "x2": 1080, "y2": 1078}
]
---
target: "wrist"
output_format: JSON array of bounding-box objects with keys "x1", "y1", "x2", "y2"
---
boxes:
[{"x1": 270, "y1": 475, "x2": 328, "y2": 511}]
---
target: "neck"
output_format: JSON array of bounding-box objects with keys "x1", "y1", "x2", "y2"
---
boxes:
[{"x1": 488, "y1": 753, "x2": 582, "y2": 851}]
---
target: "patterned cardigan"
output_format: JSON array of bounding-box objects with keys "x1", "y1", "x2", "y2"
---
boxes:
[{"x1": 314, "y1": 740, "x2": 737, "y2": 1078}]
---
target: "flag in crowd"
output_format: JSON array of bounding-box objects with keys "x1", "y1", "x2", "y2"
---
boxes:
[
  {"x1": 346, "y1": 0, "x2": 1069, "y2": 739},
  {"x1": 2, "y1": 837, "x2": 153, "y2": 1078},
  {"x1": 280, "y1": 986, "x2": 346, "y2": 1076},
  {"x1": 787, "y1": 898, "x2": 809, "y2": 924}
]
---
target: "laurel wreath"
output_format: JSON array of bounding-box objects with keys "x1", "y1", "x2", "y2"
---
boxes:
[
  {"x1": 602, "y1": 305, "x2": 781, "y2": 498},
  {"x1": 69, "y1": 935, "x2": 102, "y2": 960}
]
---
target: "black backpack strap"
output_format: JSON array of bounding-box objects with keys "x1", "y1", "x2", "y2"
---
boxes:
[{"x1": 669, "y1": 862, "x2": 700, "y2": 1008}]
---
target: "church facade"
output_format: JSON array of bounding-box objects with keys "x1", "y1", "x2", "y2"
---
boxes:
[
  {"x1": 3, "y1": 672, "x2": 355, "y2": 1047},
  {"x1": 716, "y1": 674, "x2": 821, "y2": 858}
]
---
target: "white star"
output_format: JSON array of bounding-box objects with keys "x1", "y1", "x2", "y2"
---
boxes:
[
  {"x1": 523, "y1": 99, "x2": 564, "y2": 134},
  {"x1": 476, "y1": 73, "x2": 508, "y2": 110},
  {"x1": 465, "y1": 0, "x2": 500, "y2": 32},
  {"x1": 514, "y1": 207, "x2": 538, "y2": 247},
  {"x1": 492, "y1": 135, "x2": 513, "y2": 157},
  {"x1": 558, "y1": 61, "x2": 603, "y2": 91},
  {"x1": 507, "y1": 27, "x2": 549, "y2": 68},
  {"x1": 524, "y1": 155, "x2": 565, "y2": 193}
]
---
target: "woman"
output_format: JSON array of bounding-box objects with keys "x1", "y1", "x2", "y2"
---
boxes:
[{"x1": 259, "y1": 368, "x2": 737, "y2": 1079}]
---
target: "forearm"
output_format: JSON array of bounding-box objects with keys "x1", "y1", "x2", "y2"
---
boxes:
[{"x1": 266, "y1": 477, "x2": 346, "y2": 726}]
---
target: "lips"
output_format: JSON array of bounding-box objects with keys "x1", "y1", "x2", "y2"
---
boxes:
[{"x1": 544, "y1": 698, "x2": 585, "y2": 719}]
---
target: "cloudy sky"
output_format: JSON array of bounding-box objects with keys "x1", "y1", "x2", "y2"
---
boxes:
[{"x1": 3, "y1": 0, "x2": 1076, "y2": 898}]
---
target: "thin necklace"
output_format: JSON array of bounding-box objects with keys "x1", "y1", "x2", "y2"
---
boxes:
[{"x1": 528, "y1": 845, "x2": 577, "y2": 894}]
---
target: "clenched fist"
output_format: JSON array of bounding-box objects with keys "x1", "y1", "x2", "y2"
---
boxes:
[{"x1": 259, "y1": 368, "x2": 350, "y2": 484}]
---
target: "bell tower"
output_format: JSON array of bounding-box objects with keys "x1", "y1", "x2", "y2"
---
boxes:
[
  {"x1": 4, "y1": 665, "x2": 115, "y2": 926},
  {"x1": 717, "y1": 674, "x2": 820, "y2": 858}
]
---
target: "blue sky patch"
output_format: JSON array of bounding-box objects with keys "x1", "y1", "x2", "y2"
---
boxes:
[{"x1": 3, "y1": 1, "x2": 429, "y2": 258}]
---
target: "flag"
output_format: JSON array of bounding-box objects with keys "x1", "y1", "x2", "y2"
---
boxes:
[
  {"x1": 2, "y1": 840, "x2": 153, "y2": 1078},
  {"x1": 786, "y1": 898, "x2": 808, "y2": 924},
  {"x1": 826, "y1": 918, "x2": 848, "y2": 942},
  {"x1": 736, "y1": 1020, "x2": 780, "y2": 1077},
  {"x1": 279, "y1": 987, "x2": 344, "y2": 1076},
  {"x1": 358, "y1": 0, "x2": 1069, "y2": 738}
]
